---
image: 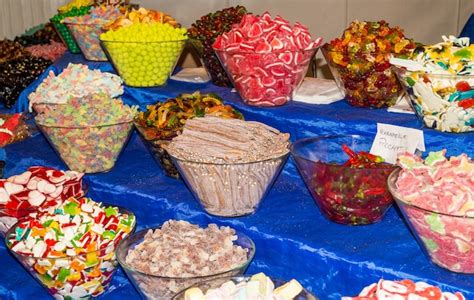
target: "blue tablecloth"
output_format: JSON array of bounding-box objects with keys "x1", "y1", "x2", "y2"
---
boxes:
[{"x1": 3, "y1": 53, "x2": 474, "y2": 299}]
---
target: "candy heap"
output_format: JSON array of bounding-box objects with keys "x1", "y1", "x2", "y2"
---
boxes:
[
  {"x1": 394, "y1": 150, "x2": 473, "y2": 273},
  {"x1": 342, "y1": 144, "x2": 390, "y2": 168},
  {"x1": 63, "y1": 6, "x2": 123, "y2": 60},
  {"x1": 28, "y1": 63, "x2": 123, "y2": 110},
  {"x1": 135, "y1": 92, "x2": 243, "y2": 178},
  {"x1": 101, "y1": 23, "x2": 187, "y2": 86},
  {"x1": 14, "y1": 23, "x2": 62, "y2": 47},
  {"x1": 0, "y1": 113, "x2": 31, "y2": 147},
  {"x1": 184, "y1": 273, "x2": 304, "y2": 300},
  {"x1": 35, "y1": 94, "x2": 137, "y2": 173},
  {"x1": 104, "y1": 7, "x2": 179, "y2": 31},
  {"x1": 123, "y1": 220, "x2": 249, "y2": 298},
  {"x1": 0, "y1": 40, "x2": 29, "y2": 63},
  {"x1": 323, "y1": 20, "x2": 415, "y2": 107},
  {"x1": 25, "y1": 40, "x2": 67, "y2": 62},
  {"x1": 189, "y1": 6, "x2": 248, "y2": 87},
  {"x1": 391, "y1": 36, "x2": 474, "y2": 132},
  {"x1": 165, "y1": 117, "x2": 289, "y2": 216},
  {"x1": 343, "y1": 279, "x2": 465, "y2": 300},
  {"x1": 0, "y1": 166, "x2": 84, "y2": 235},
  {"x1": 7, "y1": 197, "x2": 135, "y2": 299},
  {"x1": 51, "y1": 6, "x2": 93, "y2": 53},
  {"x1": 213, "y1": 12, "x2": 322, "y2": 106},
  {"x1": 58, "y1": 0, "x2": 93, "y2": 13}
]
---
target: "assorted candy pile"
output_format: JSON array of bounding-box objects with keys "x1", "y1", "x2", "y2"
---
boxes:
[
  {"x1": 189, "y1": 6, "x2": 248, "y2": 87},
  {"x1": 394, "y1": 150, "x2": 473, "y2": 273},
  {"x1": 58, "y1": 0, "x2": 93, "y2": 13},
  {"x1": 343, "y1": 279, "x2": 466, "y2": 300},
  {"x1": 323, "y1": 20, "x2": 416, "y2": 107},
  {"x1": 101, "y1": 22, "x2": 187, "y2": 86},
  {"x1": 0, "y1": 113, "x2": 31, "y2": 147},
  {"x1": 63, "y1": 6, "x2": 123, "y2": 60},
  {"x1": 135, "y1": 92, "x2": 243, "y2": 178},
  {"x1": 0, "y1": 40, "x2": 29, "y2": 63},
  {"x1": 35, "y1": 94, "x2": 137, "y2": 173},
  {"x1": 14, "y1": 23, "x2": 62, "y2": 47},
  {"x1": 28, "y1": 63, "x2": 123, "y2": 110},
  {"x1": 213, "y1": 12, "x2": 322, "y2": 106},
  {"x1": 183, "y1": 273, "x2": 304, "y2": 300},
  {"x1": 7, "y1": 197, "x2": 136, "y2": 299},
  {"x1": 104, "y1": 7, "x2": 179, "y2": 30},
  {"x1": 342, "y1": 144, "x2": 388, "y2": 168},
  {"x1": 0, "y1": 166, "x2": 84, "y2": 234},
  {"x1": 51, "y1": 5, "x2": 93, "y2": 53},
  {"x1": 25, "y1": 41, "x2": 67, "y2": 62},
  {"x1": 391, "y1": 36, "x2": 474, "y2": 132}
]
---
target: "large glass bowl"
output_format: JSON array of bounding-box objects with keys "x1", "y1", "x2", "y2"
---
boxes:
[
  {"x1": 172, "y1": 275, "x2": 318, "y2": 300},
  {"x1": 116, "y1": 227, "x2": 255, "y2": 299},
  {"x1": 101, "y1": 39, "x2": 187, "y2": 87},
  {"x1": 64, "y1": 22, "x2": 108, "y2": 61},
  {"x1": 322, "y1": 45, "x2": 403, "y2": 108},
  {"x1": 214, "y1": 48, "x2": 318, "y2": 107},
  {"x1": 51, "y1": 19, "x2": 81, "y2": 54},
  {"x1": 291, "y1": 135, "x2": 395, "y2": 225},
  {"x1": 5, "y1": 206, "x2": 136, "y2": 299},
  {"x1": 388, "y1": 169, "x2": 474, "y2": 274},
  {"x1": 392, "y1": 66, "x2": 474, "y2": 133},
  {"x1": 36, "y1": 119, "x2": 134, "y2": 173},
  {"x1": 169, "y1": 152, "x2": 289, "y2": 217},
  {"x1": 134, "y1": 122, "x2": 180, "y2": 179}
]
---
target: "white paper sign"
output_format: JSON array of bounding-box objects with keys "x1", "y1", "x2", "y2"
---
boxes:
[{"x1": 370, "y1": 123, "x2": 425, "y2": 164}]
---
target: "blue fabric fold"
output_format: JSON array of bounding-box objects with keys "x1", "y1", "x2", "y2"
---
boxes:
[{"x1": 2, "y1": 53, "x2": 474, "y2": 300}]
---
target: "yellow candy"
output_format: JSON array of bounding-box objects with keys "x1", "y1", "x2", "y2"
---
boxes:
[{"x1": 67, "y1": 272, "x2": 81, "y2": 282}]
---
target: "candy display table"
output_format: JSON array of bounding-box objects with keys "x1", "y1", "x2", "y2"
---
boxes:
[{"x1": 2, "y1": 52, "x2": 474, "y2": 299}]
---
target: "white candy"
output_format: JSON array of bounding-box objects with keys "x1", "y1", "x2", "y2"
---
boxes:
[
  {"x1": 4, "y1": 182, "x2": 24, "y2": 195},
  {"x1": 0, "y1": 188, "x2": 9, "y2": 204},
  {"x1": 57, "y1": 214, "x2": 70, "y2": 224},
  {"x1": 26, "y1": 178, "x2": 39, "y2": 190},
  {"x1": 49, "y1": 185, "x2": 63, "y2": 199},
  {"x1": 54, "y1": 242, "x2": 67, "y2": 252},
  {"x1": 55, "y1": 258, "x2": 70, "y2": 268},
  {"x1": 81, "y1": 203, "x2": 93, "y2": 213},
  {"x1": 37, "y1": 180, "x2": 57, "y2": 194},
  {"x1": 32, "y1": 240, "x2": 47, "y2": 257},
  {"x1": 8, "y1": 171, "x2": 31, "y2": 185},
  {"x1": 70, "y1": 286, "x2": 88, "y2": 298},
  {"x1": 28, "y1": 190, "x2": 46, "y2": 206}
]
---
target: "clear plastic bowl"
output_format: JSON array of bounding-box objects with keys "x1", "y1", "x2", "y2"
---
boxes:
[
  {"x1": 214, "y1": 47, "x2": 318, "y2": 107},
  {"x1": 36, "y1": 120, "x2": 134, "y2": 173},
  {"x1": 322, "y1": 45, "x2": 403, "y2": 108},
  {"x1": 291, "y1": 135, "x2": 395, "y2": 225},
  {"x1": 190, "y1": 39, "x2": 233, "y2": 87},
  {"x1": 169, "y1": 152, "x2": 289, "y2": 217},
  {"x1": 5, "y1": 206, "x2": 136, "y2": 299},
  {"x1": 51, "y1": 19, "x2": 81, "y2": 54},
  {"x1": 392, "y1": 66, "x2": 474, "y2": 133},
  {"x1": 172, "y1": 275, "x2": 318, "y2": 300},
  {"x1": 116, "y1": 227, "x2": 255, "y2": 299},
  {"x1": 134, "y1": 122, "x2": 180, "y2": 179},
  {"x1": 101, "y1": 39, "x2": 187, "y2": 87},
  {"x1": 388, "y1": 169, "x2": 474, "y2": 273},
  {"x1": 64, "y1": 22, "x2": 108, "y2": 61}
]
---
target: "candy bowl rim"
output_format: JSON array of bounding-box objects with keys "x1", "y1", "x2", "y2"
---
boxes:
[
  {"x1": 290, "y1": 135, "x2": 396, "y2": 171},
  {"x1": 321, "y1": 43, "x2": 406, "y2": 56},
  {"x1": 388, "y1": 168, "x2": 474, "y2": 219},
  {"x1": 5, "y1": 203, "x2": 137, "y2": 260},
  {"x1": 168, "y1": 148, "x2": 290, "y2": 166},
  {"x1": 99, "y1": 37, "x2": 189, "y2": 44},
  {"x1": 115, "y1": 226, "x2": 256, "y2": 280},
  {"x1": 35, "y1": 118, "x2": 135, "y2": 130},
  {"x1": 391, "y1": 65, "x2": 474, "y2": 79},
  {"x1": 213, "y1": 45, "x2": 320, "y2": 55},
  {"x1": 171, "y1": 275, "x2": 318, "y2": 300}
]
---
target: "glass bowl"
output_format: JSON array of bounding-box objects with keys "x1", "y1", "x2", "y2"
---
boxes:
[
  {"x1": 388, "y1": 169, "x2": 474, "y2": 273},
  {"x1": 101, "y1": 39, "x2": 187, "y2": 87},
  {"x1": 172, "y1": 275, "x2": 318, "y2": 300},
  {"x1": 214, "y1": 47, "x2": 319, "y2": 107},
  {"x1": 51, "y1": 18, "x2": 81, "y2": 54},
  {"x1": 321, "y1": 45, "x2": 403, "y2": 108},
  {"x1": 191, "y1": 39, "x2": 232, "y2": 87},
  {"x1": 116, "y1": 227, "x2": 255, "y2": 299},
  {"x1": 64, "y1": 22, "x2": 108, "y2": 61},
  {"x1": 291, "y1": 135, "x2": 395, "y2": 225},
  {"x1": 134, "y1": 122, "x2": 180, "y2": 179},
  {"x1": 35, "y1": 120, "x2": 134, "y2": 173},
  {"x1": 5, "y1": 206, "x2": 136, "y2": 299},
  {"x1": 392, "y1": 66, "x2": 474, "y2": 133},
  {"x1": 169, "y1": 152, "x2": 289, "y2": 217}
]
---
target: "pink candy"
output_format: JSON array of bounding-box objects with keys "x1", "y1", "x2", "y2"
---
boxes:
[
  {"x1": 213, "y1": 12, "x2": 322, "y2": 106},
  {"x1": 25, "y1": 41, "x2": 67, "y2": 62}
]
